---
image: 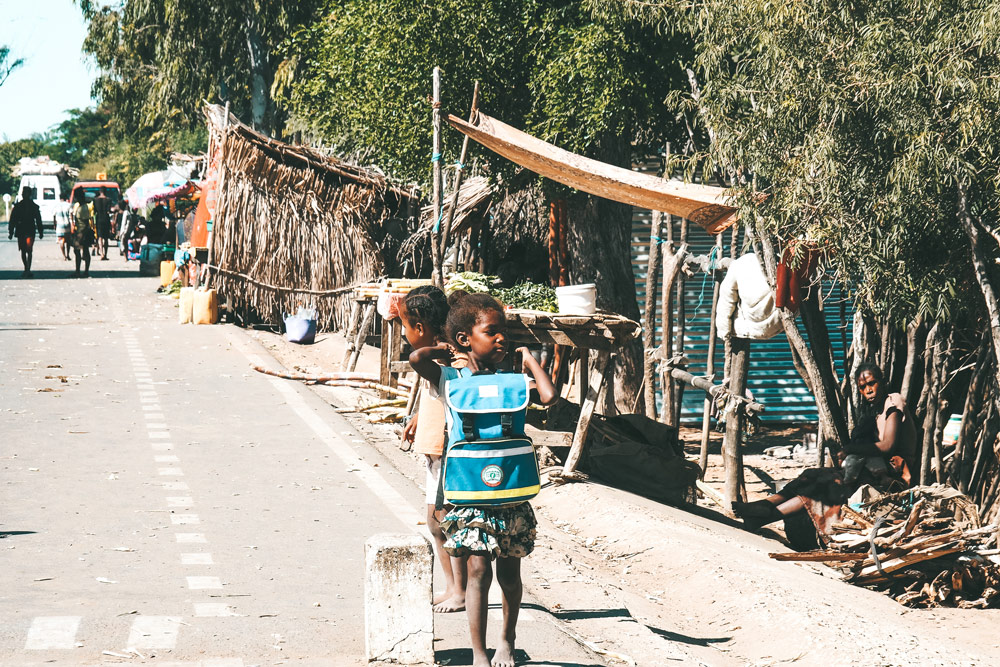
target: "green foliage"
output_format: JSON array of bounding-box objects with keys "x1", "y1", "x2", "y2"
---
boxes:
[
  {"x1": 492, "y1": 282, "x2": 558, "y2": 312},
  {"x1": 0, "y1": 45, "x2": 24, "y2": 87},
  {"x1": 282, "y1": 0, "x2": 689, "y2": 184},
  {"x1": 604, "y1": 0, "x2": 1000, "y2": 325}
]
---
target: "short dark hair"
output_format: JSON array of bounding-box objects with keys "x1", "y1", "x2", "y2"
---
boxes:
[
  {"x1": 403, "y1": 285, "x2": 448, "y2": 335},
  {"x1": 855, "y1": 363, "x2": 884, "y2": 385},
  {"x1": 445, "y1": 291, "x2": 504, "y2": 347},
  {"x1": 100, "y1": 186, "x2": 107, "y2": 195}
]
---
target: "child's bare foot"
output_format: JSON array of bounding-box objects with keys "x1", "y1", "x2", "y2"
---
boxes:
[
  {"x1": 472, "y1": 652, "x2": 491, "y2": 667},
  {"x1": 491, "y1": 639, "x2": 516, "y2": 667},
  {"x1": 432, "y1": 594, "x2": 466, "y2": 613}
]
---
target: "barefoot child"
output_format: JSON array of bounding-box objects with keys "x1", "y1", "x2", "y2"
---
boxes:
[
  {"x1": 399, "y1": 285, "x2": 468, "y2": 613},
  {"x1": 409, "y1": 292, "x2": 557, "y2": 667}
]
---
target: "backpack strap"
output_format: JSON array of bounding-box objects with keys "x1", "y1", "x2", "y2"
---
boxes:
[{"x1": 501, "y1": 413, "x2": 513, "y2": 437}]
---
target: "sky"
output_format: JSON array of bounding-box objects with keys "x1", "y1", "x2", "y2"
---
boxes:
[{"x1": 0, "y1": 0, "x2": 99, "y2": 141}]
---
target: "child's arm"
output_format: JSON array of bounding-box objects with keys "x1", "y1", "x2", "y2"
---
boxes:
[
  {"x1": 517, "y1": 347, "x2": 558, "y2": 406},
  {"x1": 408, "y1": 342, "x2": 451, "y2": 385}
]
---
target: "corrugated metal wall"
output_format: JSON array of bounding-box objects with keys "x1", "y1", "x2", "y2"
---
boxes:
[{"x1": 630, "y1": 160, "x2": 853, "y2": 423}]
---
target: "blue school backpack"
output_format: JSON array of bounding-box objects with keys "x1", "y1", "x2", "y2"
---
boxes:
[{"x1": 440, "y1": 369, "x2": 540, "y2": 507}]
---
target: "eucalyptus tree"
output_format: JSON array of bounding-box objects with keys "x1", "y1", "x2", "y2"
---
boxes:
[{"x1": 77, "y1": 0, "x2": 323, "y2": 139}]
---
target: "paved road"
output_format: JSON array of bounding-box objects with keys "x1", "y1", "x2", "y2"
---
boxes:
[{"x1": 0, "y1": 238, "x2": 604, "y2": 666}]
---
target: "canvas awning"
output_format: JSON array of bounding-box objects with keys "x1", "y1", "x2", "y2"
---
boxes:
[{"x1": 447, "y1": 112, "x2": 740, "y2": 234}]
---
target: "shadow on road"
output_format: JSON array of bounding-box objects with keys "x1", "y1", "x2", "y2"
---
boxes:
[
  {"x1": 435, "y1": 647, "x2": 604, "y2": 667},
  {"x1": 0, "y1": 531, "x2": 37, "y2": 539},
  {"x1": 0, "y1": 268, "x2": 149, "y2": 281},
  {"x1": 647, "y1": 624, "x2": 732, "y2": 647}
]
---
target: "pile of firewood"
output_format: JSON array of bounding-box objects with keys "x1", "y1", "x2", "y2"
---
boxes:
[{"x1": 770, "y1": 485, "x2": 1000, "y2": 608}]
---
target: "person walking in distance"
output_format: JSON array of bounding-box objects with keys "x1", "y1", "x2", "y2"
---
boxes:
[
  {"x1": 8, "y1": 185, "x2": 44, "y2": 277},
  {"x1": 55, "y1": 192, "x2": 72, "y2": 260},
  {"x1": 70, "y1": 188, "x2": 95, "y2": 277},
  {"x1": 93, "y1": 186, "x2": 112, "y2": 260}
]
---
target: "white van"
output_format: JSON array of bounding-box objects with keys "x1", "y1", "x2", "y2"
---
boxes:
[{"x1": 16, "y1": 173, "x2": 62, "y2": 230}]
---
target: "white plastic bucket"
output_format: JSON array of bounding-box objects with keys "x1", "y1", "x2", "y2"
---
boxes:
[{"x1": 556, "y1": 283, "x2": 597, "y2": 315}]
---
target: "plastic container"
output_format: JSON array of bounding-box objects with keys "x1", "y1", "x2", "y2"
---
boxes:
[
  {"x1": 160, "y1": 260, "x2": 177, "y2": 287},
  {"x1": 942, "y1": 414, "x2": 963, "y2": 447},
  {"x1": 178, "y1": 287, "x2": 194, "y2": 324},
  {"x1": 555, "y1": 283, "x2": 597, "y2": 315},
  {"x1": 193, "y1": 288, "x2": 219, "y2": 325},
  {"x1": 284, "y1": 314, "x2": 317, "y2": 344}
]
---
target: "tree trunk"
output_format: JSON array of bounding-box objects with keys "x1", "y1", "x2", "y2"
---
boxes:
[
  {"x1": 753, "y1": 227, "x2": 849, "y2": 449},
  {"x1": 642, "y1": 210, "x2": 664, "y2": 419},
  {"x1": 900, "y1": 317, "x2": 925, "y2": 409},
  {"x1": 918, "y1": 323, "x2": 941, "y2": 485},
  {"x1": 565, "y1": 133, "x2": 643, "y2": 414},
  {"x1": 958, "y1": 183, "x2": 1000, "y2": 393},
  {"x1": 245, "y1": 19, "x2": 274, "y2": 135},
  {"x1": 957, "y1": 339, "x2": 992, "y2": 492},
  {"x1": 673, "y1": 218, "x2": 690, "y2": 421}
]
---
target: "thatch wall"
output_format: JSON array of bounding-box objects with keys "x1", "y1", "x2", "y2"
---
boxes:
[{"x1": 206, "y1": 106, "x2": 414, "y2": 330}]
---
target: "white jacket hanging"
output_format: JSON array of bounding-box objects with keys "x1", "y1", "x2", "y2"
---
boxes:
[{"x1": 715, "y1": 253, "x2": 783, "y2": 340}]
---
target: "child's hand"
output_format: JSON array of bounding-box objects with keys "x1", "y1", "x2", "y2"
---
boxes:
[
  {"x1": 515, "y1": 346, "x2": 532, "y2": 373},
  {"x1": 402, "y1": 414, "x2": 418, "y2": 447}
]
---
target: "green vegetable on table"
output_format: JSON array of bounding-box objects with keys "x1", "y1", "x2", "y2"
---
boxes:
[
  {"x1": 445, "y1": 271, "x2": 499, "y2": 295},
  {"x1": 491, "y1": 282, "x2": 559, "y2": 312}
]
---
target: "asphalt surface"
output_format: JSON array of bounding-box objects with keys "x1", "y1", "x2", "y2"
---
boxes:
[{"x1": 0, "y1": 237, "x2": 604, "y2": 666}]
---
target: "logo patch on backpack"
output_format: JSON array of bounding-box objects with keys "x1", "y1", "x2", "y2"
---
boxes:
[{"x1": 481, "y1": 464, "x2": 504, "y2": 487}]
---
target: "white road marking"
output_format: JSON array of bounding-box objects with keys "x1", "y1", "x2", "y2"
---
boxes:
[
  {"x1": 159, "y1": 467, "x2": 184, "y2": 476},
  {"x1": 145, "y1": 413, "x2": 166, "y2": 421},
  {"x1": 155, "y1": 454, "x2": 179, "y2": 463},
  {"x1": 24, "y1": 616, "x2": 80, "y2": 649},
  {"x1": 176, "y1": 533, "x2": 207, "y2": 543},
  {"x1": 193, "y1": 603, "x2": 240, "y2": 618},
  {"x1": 162, "y1": 482, "x2": 190, "y2": 491},
  {"x1": 171, "y1": 514, "x2": 200, "y2": 525},
  {"x1": 186, "y1": 576, "x2": 223, "y2": 590},
  {"x1": 228, "y1": 332, "x2": 424, "y2": 530},
  {"x1": 140, "y1": 397, "x2": 159, "y2": 404},
  {"x1": 147, "y1": 422, "x2": 168, "y2": 429},
  {"x1": 152, "y1": 442, "x2": 174, "y2": 451},
  {"x1": 149, "y1": 432, "x2": 170, "y2": 439},
  {"x1": 141, "y1": 404, "x2": 159, "y2": 411},
  {"x1": 167, "y1": 496, "x2": 193, "y2": 507},
  {"x1": 127, "y1": 616, "x2": 182, "y2": 650},
  {"x1": 181, "y1": 553, "x2": 214, "y2": 565}
]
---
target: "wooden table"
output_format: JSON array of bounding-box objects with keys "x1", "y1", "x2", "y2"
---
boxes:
[{"x1": 501, "y1": 310, "x2": 641, "y2": 479}]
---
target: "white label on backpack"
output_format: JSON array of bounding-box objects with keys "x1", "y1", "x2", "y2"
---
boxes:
[{"x1": 478, "y1": 384, "x2": 499, "y2": 398}]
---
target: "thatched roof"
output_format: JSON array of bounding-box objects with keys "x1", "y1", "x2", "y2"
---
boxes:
[{"x1": 205, "y1": 104, "x2": 416, "y2": 330}]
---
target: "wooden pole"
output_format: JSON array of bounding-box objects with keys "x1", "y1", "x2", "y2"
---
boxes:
[
  {"x1": 430, "y1": 67, "x2": 444, "y2": 287},
  {"x1": 723, "y1": 335, "x2": 750, "y2": 507},
  {"x1": 660, "y1": 211, "x2": 676, "y2": 424},
  {"x1": 673, "y1": 217, "x2": 690, "y2": 422},
  {"x1": 642, "y1": 210, "x2": 664, "y2": 419},
  {"x1": 661, "y1": 362, "x2": 765, "y2": 414},
  {"x1": 441, "y1": 81, "x2": 479, "y2": 275},
  {"x1": 698, "y1": 232, "x2": 724, "y2": 477}
]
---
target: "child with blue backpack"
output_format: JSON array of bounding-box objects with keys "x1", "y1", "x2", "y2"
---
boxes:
[{"x1": 410, "y1": 291, "x2": 556, "y2": 667}]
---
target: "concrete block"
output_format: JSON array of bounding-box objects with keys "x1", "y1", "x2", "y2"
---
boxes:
[{"x1": 365, "y1": 533, "x2": 434, "y2": 664}]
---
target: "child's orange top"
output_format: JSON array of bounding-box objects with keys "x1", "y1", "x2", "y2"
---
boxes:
[{"x1": 413, "y1": 352, "x2": 468, "y2": 456}]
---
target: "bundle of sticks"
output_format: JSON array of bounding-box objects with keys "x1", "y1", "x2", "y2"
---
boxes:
[{"x1": 770, "y1": 485, "x2": 1000, "y2": 608}]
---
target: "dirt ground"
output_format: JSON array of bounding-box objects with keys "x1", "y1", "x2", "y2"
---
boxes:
[{"x1": 243, "y1": 326, "x2": 1000, "y2": 666}]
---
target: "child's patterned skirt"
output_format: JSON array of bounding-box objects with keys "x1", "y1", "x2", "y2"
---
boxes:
[{"x1": 441, "y1": 503, "x2": 536, "y2": 559}]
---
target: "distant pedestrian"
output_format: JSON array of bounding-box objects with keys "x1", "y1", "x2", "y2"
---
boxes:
[
  {"x1": 70, "y1": 188, "x2": 95, "y2": 277},
  {"x1": 55, "y1": 192, "x2": 72, "y2": 260},
  {"x1": 118, "y1": 202, "x2": 137, "y2": 258},
  {"x1": 398, "y1": 285, "x2": 468, "y2": 614},
  {"x1": 8, "y1": 185, "x2": 44, "y2": 277},
  {"x1": 93, "y1": 186, "x2": 112, "y2": 261}
]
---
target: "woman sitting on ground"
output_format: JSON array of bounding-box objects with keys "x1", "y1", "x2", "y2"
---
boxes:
[{"x1": 734, "y1": 363, "x2": 917, "y2": 549}]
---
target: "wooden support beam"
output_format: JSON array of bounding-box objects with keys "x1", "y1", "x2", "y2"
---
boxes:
[
  {"x1": 642, "y1": 210, "x2": 664, "y2": 419},
  {"x1": 659, "y1": 240, "x2": 688, "y2": 425},
  {"x1": 723, "y1": 335, "x2": 750, "y2": 507},
  {"x1": 348, "y1": 302, "x2": 377, "y2": 372},
  {"x1": 561, "y1": 351, "x2": 613, "y2": 476},
  {"x1": 699, "y1": 233, "x2": 724, "y2": 477},
  {"x1": 657, "y1": 360, "x2": 765, "y2": 414}
]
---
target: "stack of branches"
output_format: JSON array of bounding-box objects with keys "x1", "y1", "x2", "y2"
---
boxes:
[
  {"x1": 206, "y1": 105, "x2": 415, "y2": 331},
  {"x1": 771, "y1": 485, "x2": 1000, "y2": 608}
]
